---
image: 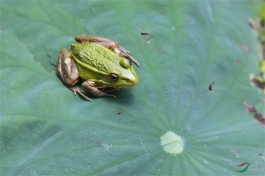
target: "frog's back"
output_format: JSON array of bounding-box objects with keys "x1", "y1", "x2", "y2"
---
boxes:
[{"x1": 71, "y1": 42, "x2": 121, "y2": 74}]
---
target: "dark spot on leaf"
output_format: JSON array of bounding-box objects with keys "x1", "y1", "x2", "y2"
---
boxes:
[
  {"x1": 258, "y1": 152, "x2": 265, "y2": 160},
  {"x1": 208, "y1": 81, "x2": 215, "y2": 91},
  {"x1": 117, "y1": 112, "x2": 122, "y2": 115},
  {"x1": 141, "y1": 32, "x2": 153, "y2": 44},
  {"x1": 141, "y1": 32, "x2": 151, "y2": 36}
]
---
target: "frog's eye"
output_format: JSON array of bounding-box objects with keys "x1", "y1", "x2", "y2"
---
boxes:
[
  {"x1": 119, "y1": 58, "x2": 131, "y2": 69},
  {"x1": 110, "y1": 73, "x2": 119, "y2": 81}
]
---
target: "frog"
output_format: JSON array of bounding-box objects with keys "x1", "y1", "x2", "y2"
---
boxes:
[{"x1": 57, "y1": 35, "x2": 139, "y2": 101}]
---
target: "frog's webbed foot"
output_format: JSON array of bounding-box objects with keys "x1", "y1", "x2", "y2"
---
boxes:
[
  {"x1": 75, "y1": 35, "x2": 140, "y2": 67},
  {"x1": 82, "y1": 81, "x2": 116, "y2": 98},
  {"x1": 70, "y1": 86, "x2": 91, "y2": 101}
]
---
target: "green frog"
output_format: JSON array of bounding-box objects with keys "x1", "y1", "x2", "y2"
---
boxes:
[{"x1": 57, "y1": 35, "x2": 139, "y2": 101}]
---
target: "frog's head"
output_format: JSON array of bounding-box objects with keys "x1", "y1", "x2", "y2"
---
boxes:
[{"x1": 104, "y1": 57, "x2": 138, "y2": 88}]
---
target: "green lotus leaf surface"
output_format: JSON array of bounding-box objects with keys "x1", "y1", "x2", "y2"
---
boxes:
[{"x1": 1, "y1": 0, "x2": 264, "y2": 175}]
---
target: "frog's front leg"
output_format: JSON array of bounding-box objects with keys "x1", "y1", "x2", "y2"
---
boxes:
[
  {"x1": 82, "y1": 81, "x2": 116, "y2": 97},
  {"x1": 57, "y1": 48, "x2": 91, "y2": 101},
  {"x1": 75, "y1": 35, "x2": 140, "y2": 67}
]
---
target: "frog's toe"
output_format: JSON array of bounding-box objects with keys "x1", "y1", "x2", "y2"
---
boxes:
[{"x1": 70, "y1": 86, "x2": 91, "y2": 101}]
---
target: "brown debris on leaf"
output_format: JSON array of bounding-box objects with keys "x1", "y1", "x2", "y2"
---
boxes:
[
  {"x1": 248, "y1": 16, "x2": 265, "y2": 93},
  {"x1": 250, "y1": 74, "x2": 265, "y2": 90},
  {"x1": 240, "y1": 44, "x2": 251, "y2": 52},
  {"x1": 246, "y1": 105, "x2": 265, "y2": 127}
]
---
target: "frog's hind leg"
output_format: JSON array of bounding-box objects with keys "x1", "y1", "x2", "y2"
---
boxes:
[
  {"x1": 75, "y1": 35, "x2": 119, "y2": 50},
  {"x1": 75, "y1": 35, "x2": 140, "y2": 67},
  {"x1": 57, "y1": 48, "x2": 79, "y2": 86},
  {"x1": 75, "y1": 35, "x2": 116, "y2": 44},
  {"x1": 58, "y1": 49, "x2": 91, "y2": 101}
]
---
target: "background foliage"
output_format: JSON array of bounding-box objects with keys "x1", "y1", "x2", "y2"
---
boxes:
[{"x1": 1, "y1": 0, "x2": 264, "y2": 175}]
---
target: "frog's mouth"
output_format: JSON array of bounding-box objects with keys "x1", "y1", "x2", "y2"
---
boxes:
[
  {"x1": 108, "y1": 78, "x2": 137, "y2": 89},
  {"x1": 120, "y1": 78, "x2": 138, "y2": 88}
]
